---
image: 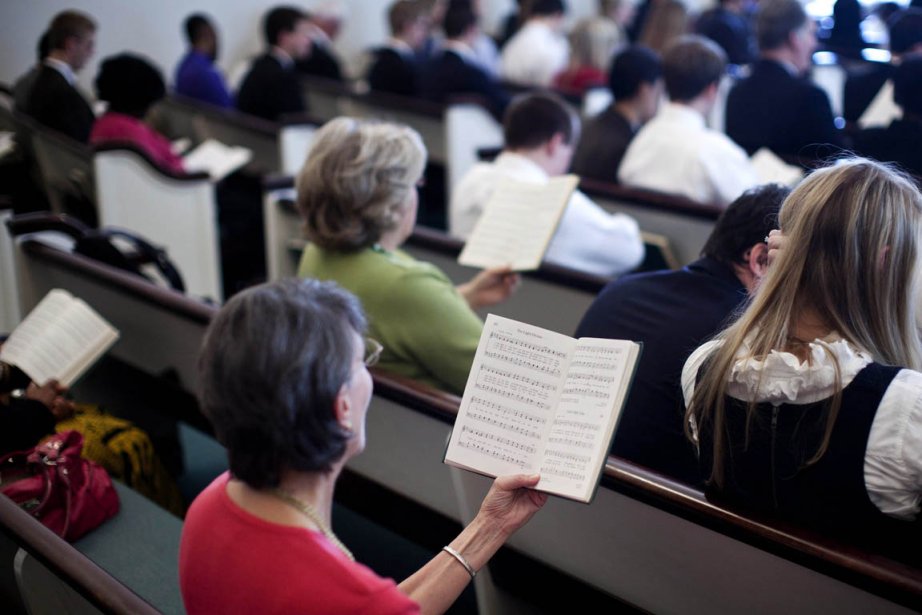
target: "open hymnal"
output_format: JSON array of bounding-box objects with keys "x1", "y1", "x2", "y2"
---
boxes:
[
  {"x1": 457, "y1": 175, "x2": 579, "y2": 271},
  {"x1": 182, "y1": 139, "x2": 252, "y2": 181},
  {"x1": 0, "y1": 289, "x2": 119, "y2": 387},
  {"x1": 444, "y1": 314, "x2": 641, "y2": 503}
]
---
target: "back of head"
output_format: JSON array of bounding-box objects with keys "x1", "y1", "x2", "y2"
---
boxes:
[
  {"x1": 609, "y1": 44, "x2": 662, "y2": 100},
  {"x1": 569, "y1": 17, "x2": 621, "y2": 71},
  {"x1": 894, "y1": 55, "x2": 922, "y2": 117},
  {"x1": 198, "y1": 278, "x2": 366, "y2": 489},
  {"x1": 889, "y1": 8, "x2": 922, "y2": 55},
  {"x1": 662, "y1": 35, "x2": 726, "y2": 102},
  {"x1": 756, "y1": 0, "x2": 807, "y2": 52},
  {"x1": 264, "y1": 5, "x2": 307, "y2": 46},
  {"x1": 503, "y1": 91, "x2": 579, "y2": 149},
  {"x1": 530, "y1": 0, "x2": 567, "y2": 18},
  {"x1": 389, "y1": 0, "x2": 424, "y2": 36},
  {"x1": 443, "y1": 6, "x2": 477, "y2": 39},
  {"x1": 48, "y1": 10, "x2": 96, "y2": 51},
  {"x1": 94, "y1": 53, "x2": 166, "y2": 117},
  {"x1": 184, "y1": 13, "x2": 213, "y2": 46},
  {"x1": 296, "y1": 117, "x2": 427, "y2": 251},
  {"x1": 702, "y1": 183, "x2": 789, "y2": 266},
  {"x1": 37, "y1": 31, "x2": 51, "y2": 62}
]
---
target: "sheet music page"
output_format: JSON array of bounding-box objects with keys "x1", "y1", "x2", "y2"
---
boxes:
[
  {"x1": 537, "y1": 337, "x2": 639, "y2": 501},
  {"x1": 445, "y1": 315, "x2": 575, "y2": 477},
  {"x1": 0, "y1": 289, "x2": 120, "y2": 386},
  {"x1": 458, "y1": 175, "x2": 579, "y2": 271},
  {"x1": 750, "y1": 148, "x2": 803, "y2": 187},
  {"x1": 182, "y1": 139, "x2": 253, "y2": 181},
  {"x1": 858, "y1": 80, "x2": 899, "y2": 129}
]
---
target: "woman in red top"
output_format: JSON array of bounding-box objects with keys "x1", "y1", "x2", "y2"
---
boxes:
[
  {"x1": 179, "y1": 278, "x2": 547, "y2": 614},
  {"x1": 90, "y1": 54, "x2": 185, "y2": 174}
]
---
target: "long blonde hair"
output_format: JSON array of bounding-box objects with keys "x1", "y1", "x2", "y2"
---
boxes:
[{"x1": 686, "y1": 158, "x2": 922, "y2": 486}]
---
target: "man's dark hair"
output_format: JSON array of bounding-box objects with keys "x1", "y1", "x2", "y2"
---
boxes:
[
  {"x1": 894, "y1": 55, "x2": 922, "y2": 117},
  {"x1": 94, "y1": 53, "x2": 166, "y2": 117},
  {"x1": 47, "y1": 10, "x2": 96, "y2": 51},
  {"x1": 37, "y1": 31, "x2": 51, "y2": 62},
  {"x1": 663, "y1": 35, "x2": 726, "y2": 102},
  {"x1": 530, "y1": 0, "x2": 567, "y2": 17},
  {"x1": 184, "y1": 13, "x2": 213, "y2": 45},
  {"x1": 443, "y1": 7, "x2": 478, "y2": 38},
  {"x1": 756, "y1": 0, "x2": 808, "y2": 51},
  {"x1": 504, "y1": 92, "x2": 578, "y2": 149},
  {"x1": 889, "y1": 8, "x2": 922, "y2": 54},
  {"x1": 702, "y1": 183, "x2": 789, "y2": 265},
  {"x1": 389, "y1": 0, "x2": 423, "y2": 36},
  {"x1": 264, "y1": 6, "x2": 307, "y2": 46},
  {"x1": 609, "y1": 45, "x2": 662, "y2": 100},
  {"x1": 198, "y1": 278, "x2": 367, "y2": 490}
]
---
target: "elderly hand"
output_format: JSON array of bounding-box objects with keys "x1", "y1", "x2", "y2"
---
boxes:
[
  {"x1": 457, "y1": 266, "x2": 521, "y2": 310},
  {"x1": 766, "y1": 229, "x2": 787, "y2": 266},
  {"x1": 26, "y1": 380, "x2": 75, "y2": 421},
  {"x1": 476, "y1": 473, "x2": 548, "y2": 539}
]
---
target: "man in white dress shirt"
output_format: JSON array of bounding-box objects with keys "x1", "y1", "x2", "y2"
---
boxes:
[
  {"x1": 618, "y1": 35, "x2": 757, "y2": 207},
  {"x1": 451, "y1": 92, "x2": 645, "y2": 277},
  {"x1": 499, "y1": 0, "x2": 570, "y2": 87}
]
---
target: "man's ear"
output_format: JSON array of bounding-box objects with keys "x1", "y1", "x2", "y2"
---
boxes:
[
  {"x1": 748, "y1": 242, "x2": 770, "y2": 278},
  {"x1": 334, "y1": 386, "x2": 353, "y2": 431},
  {"x1": 545, "y1": 132, "x2": 566, "y2": 156}
]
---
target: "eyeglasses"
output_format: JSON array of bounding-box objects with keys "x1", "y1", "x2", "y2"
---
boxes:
[{"x1": 364, "y1": 337, "x2": 383, "y2": 367}]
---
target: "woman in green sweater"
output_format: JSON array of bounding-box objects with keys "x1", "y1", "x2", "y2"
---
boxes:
[{"x1": 296, "y1": 117, "x2": 519, "y2": 394}]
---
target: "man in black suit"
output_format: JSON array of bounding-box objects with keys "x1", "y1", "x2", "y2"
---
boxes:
[
  {"x1": 571, "y1": 45, "x2": 662, "y2": 183},
  {"x1": 420, "y1": 7, "x2": 510, "y2": 118},
  {"x1": 575, "y1": 183, "x2": 788, "y2": 485},
  {"x1": 843, "y1": 9, "x2": 922, "y2": 124},
  {"x1": 23, "y1": 11, "x2": 96, "y2": 143},
  {"x1": 855, "y1": 56, "x2": 922, "y2": 176},
  {"x1": 725, "y1": 0, "x2": 844, "y2": 161},
  {"x1": 367, "y1": 0, "x2": 428, "y2": 97},
  {"x1": 295, "y1": 7, "x2": 345, "y2": 81},
  {"x1": 237, "y1": 6, "x2": 312, "y2": 121}
]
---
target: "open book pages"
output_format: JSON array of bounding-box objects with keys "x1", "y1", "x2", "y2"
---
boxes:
[
  {"x1": 445, "y1": 314, "x2": 641, "y2": 503},
  {"x1": 182, "y1": 139, "x2": 252, "y2": 181},
  {"x1": 858, "y1": 80, "x2": 899, "y2": 129},
  {"x1": 0, "y1": 289, "x2": 119, "y2": 387},
  {"x1": 458, "y1": 174, "x2": 579, "y2": 271},
  {"x1": 750, "y1": 148, "x2": 804, "y2": 187}
]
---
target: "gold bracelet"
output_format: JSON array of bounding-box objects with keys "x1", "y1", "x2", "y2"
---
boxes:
[{"x1": 442, "y1": 545, "x2": 476, "y2": 580}]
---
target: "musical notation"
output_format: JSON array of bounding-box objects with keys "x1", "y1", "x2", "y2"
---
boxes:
[
  {"x1": 461, "y1": 426, "x2": 536, "y2": 454},
  {"x1": 553, "y1": 419, "x2": 598, "y2": 430},
  {"x1": 560, "y1": 386, "x2": 610, "y2": 399},
  {"x1": 544, "y1": 449, "x2": 591, "y2": 464},
  {"x1": 473, "y1": 383, "x2": 552, "y2": 410},
  {"x1": 458, "y1": 440, "x2": 528, "y2": 468},
  {"x1": 488, "y1": 331, "x2": 569, "y2": 360},
  {"x1": 566, "y1": 372, "x2": 615, "y2": 384},
  {"x1": 548, "y1": 436, "x2": 594, "y2": 450},
  {"x1": 539, "y1": 466, "x2": 585, "y2": 481},
  {"x1": 469, "y1": 396, "x2": 548, "y2": 425},
  {"x1": 568, "y1": 360, "x2": 618, "y2": 371},
  {"x1": 483, "y1": 350, "x2": 562, "y2": 377},
  {"x1": 481, "y1": 365, "x2": 556, "y2": 391}
]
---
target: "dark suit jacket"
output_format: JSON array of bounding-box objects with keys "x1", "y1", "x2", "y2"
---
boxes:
[
  {"x1": 367, "y1": 47, "x2": 419, "y2": 97},
  {"x1": 696, "y1": 7, "x2": 756, "y2": 66},
  {"x1": 295, "y1": 43, "x2": 343, "y2": 81},
  {"x1": 726, "y1": 59, "x2": 844, "y2": 161},
  {"x1": 236, "y1": 54, "x2": 306, "y2": 122},
  {"x1": 570, "y1": 105, "x2": 636, "y2": 183},
  {"x1": 24, "y1": 65, "x2": 95, "y2": 143},
  {"x1": 843, "y1": 63, "x2": 892, "y2": 124},
  {"x1": 575, "y1": 257, "x2": 748, "y2": 485},
  {"x1": 854, "y1": 117, "x2": 922, "y2": 177},
  {"x1": 421, "y1": 50, "x2": 510, "y2": 119}
]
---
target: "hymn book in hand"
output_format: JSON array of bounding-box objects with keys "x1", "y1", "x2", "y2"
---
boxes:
[
  {"x1": 444, "y1": 314, "x2": 641, "y2": 503},
  {"x1": 458, "y1": 175, "x2": 579, "y2": 271},
  {"x1": 0, "y1": 289, "x2": 120, "y2": 387}
]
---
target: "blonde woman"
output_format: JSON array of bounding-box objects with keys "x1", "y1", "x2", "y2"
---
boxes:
[
  {"x1": 682, "y1": 158, "x2": 922, "y2": 557},
  {"x1": 296, "y1": 118, "x2": 518, "y2": 395},
  {"x1": 554, "y1": 17, "x2": 623, "y2": 94}
]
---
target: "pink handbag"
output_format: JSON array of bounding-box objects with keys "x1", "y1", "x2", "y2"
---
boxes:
[{"x1": 0, "y1": 430, "x2": 120, "y2": 541}]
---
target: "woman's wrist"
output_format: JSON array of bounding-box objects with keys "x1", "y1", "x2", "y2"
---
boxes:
[{"x1": 449, "y1": 512, "x2": 508, "y2": 573}]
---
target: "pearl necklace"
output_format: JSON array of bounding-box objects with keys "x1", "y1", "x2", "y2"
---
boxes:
[{"x1": 270, "y1": 488, "x2": 355, "y2": 561}]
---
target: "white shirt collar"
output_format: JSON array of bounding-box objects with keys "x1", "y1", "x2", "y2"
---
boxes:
[
  {"x1": 658, "y1": 102, "x2": 707, "y2": 130},
  {"x1": 494, "y1": 152, "x2": 550, "y2": 182},
  {"x1": 44, "y1": 58, "x2": 76, "y2": 86},
  {"x1": 271, "y1": 47, "x2": 294, "y2": 69},
  {"x1": 386, "y1": 38, "x2": 414, "y2": 56},
  {"x1": 443, "y1": 40, "x2": 476, "y2": 63}
]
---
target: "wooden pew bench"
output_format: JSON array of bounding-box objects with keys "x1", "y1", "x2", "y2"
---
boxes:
[{"x1": 11, "y1": 236, "x2": 922, "y2": 615}]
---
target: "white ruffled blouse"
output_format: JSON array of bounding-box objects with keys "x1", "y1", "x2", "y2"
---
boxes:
[{"x1": 682, "y1": 336, "x2": 922, "y2": 520}]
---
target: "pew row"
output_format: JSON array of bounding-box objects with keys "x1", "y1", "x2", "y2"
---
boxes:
[
  {"x1": 263, "y1": 179, "x2": 606, "y2": 335},
  {"x1": 10, "y1": 236, "x2": 922, "y2": 615},
  {"x1": 153, "y1": 96, "x2": 319, "y2": 176}
]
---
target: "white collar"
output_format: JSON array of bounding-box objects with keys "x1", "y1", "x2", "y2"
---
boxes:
[
  {"x1": 443, "y1": 40, "x2": 476, "y2": 63},
  {"x1": 386, "y1": 38, "x2": 414, "y2": 56},
  {"x1": 657, "y1": 102, "x2": 707, "y2": 129},
  {"x1": 271, "y1": 47, "x2": 295, "y2": 69},
  {"x1": 44, "y1": 58, "x2": 76, "y2": 86},
  {"x1": 493, "y1": 152, "x2": 550, "y2": 182}
]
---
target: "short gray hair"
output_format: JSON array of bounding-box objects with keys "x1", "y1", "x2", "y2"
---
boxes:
[{"x1": 296, "y1": 117, "x2": 427, "y2": 251}]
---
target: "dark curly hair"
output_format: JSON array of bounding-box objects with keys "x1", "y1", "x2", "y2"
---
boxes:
[
  {"x1": 94, "y1": 53, "x2": 166, "y2": 118},
  {"x1": 197, "y1": 278, "x2": 367, "y2": 489}
]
